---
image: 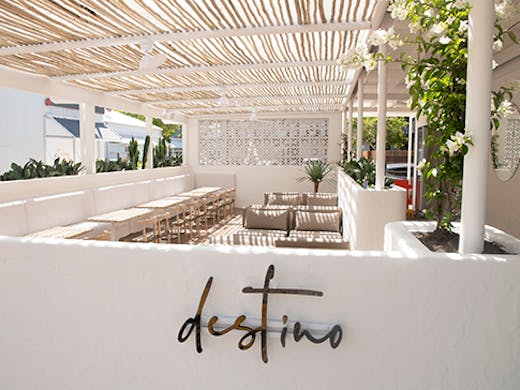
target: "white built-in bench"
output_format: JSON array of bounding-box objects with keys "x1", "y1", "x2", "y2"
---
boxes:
[{"x1": 0, "y1": 172, "x2": 219, "y2": 239}]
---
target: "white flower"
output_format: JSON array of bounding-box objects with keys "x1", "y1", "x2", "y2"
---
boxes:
[
  {"x1": 496, "y1": 0, "x2": 520, "y2": 20},
  {"x1": 458, "y1": 20, "x2": 468, "y2": 34},
  {"x1": 453, "y1": 0, "x2": 468, "y2": 9},
  {"x1": 368, "y1": 27, "x2": 403, "y2": 50},
  {"x1": 431, "y1": 22, "x2": 448, "y2": 35},
  {"x1": 492, "y1": 60, "x2": 499, "y2": 70},
  {"x1": 417, "y1": 159, "x2": 427, "y2": 170},
  {"x1": 431, "y1": 168, "x2": 438, "y2": 177},
  {"x1": 453, "y1": 131, "x2": 465, "y2": 145},
  {"x1": 497, "y1": 99, "x2": 517, "y2": 118},
  {"x1": 439, "y1": 36, "x2": 452, "y2": 45},
  {"x1": 493, "y1": 39, "x2": 503, "y2": 52},
  {"x1": 337, "y1": 44, "x2": 377, "y2": 72},
  {"x1": 388, "y1": 0, "x2": 409, "y2": 21},
  {"x1": 404, "y1": 75, "x2": 413, "y2": 88},
  {"x1": 446, "y1": 139, "x2": 459, "y2": 156}
]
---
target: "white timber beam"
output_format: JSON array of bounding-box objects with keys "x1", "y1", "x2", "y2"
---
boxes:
[
  {"x1": 53, "y1": 59, "x2": 338, "y2": 81},
  {"x1": 112, "y1": 80, "x2": 351, "y2": 96},
  {"x1": 375, "y1": 44, "x2": 388, "y2": 190},
  {"x1": 0, "y1": 22, "x2": 371, "y2": 57},
  {"x1": 154, "y1": 94, "x2": 347, "y2": 106},
  {"x1": 180, "y1": 104, "x2": 344, "y2": 113},
  {"x1": 79, "y1": 103, "x2": 96, "y2": 175},
  {"x1": 0, "y1": 66, "x2": 162, "y2": 117},
  {"x1": 459, "y1": 0, "x2": 495, "y2": 254}
]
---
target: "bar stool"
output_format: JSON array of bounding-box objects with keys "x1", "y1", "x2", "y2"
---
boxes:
[
  {"x1": 206, "y1": 193, "x2": 222, "y2": 227},
  {"x1": 139, "y1": 216, "x2": 159, "y2": 242},
  {"x1": 183, "y1": 200, "x2": 198, "y2": 241},
  {"x1": 155, "y1": 212, "x2": 171, "y2": 243}
]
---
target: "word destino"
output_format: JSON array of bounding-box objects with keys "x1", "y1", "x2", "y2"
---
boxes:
[{"x1": 178, "y1": 264, "x2": 343, "y2": 363}]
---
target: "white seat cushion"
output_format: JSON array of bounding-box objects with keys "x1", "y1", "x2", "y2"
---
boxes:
[{"x1": 94, "y1": 181, "x2": 152, "y2": 214}]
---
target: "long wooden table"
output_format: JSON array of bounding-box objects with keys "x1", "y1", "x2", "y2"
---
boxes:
[
  {"x1": 26, "y1": 224, "x2": 94, "y2": 239},
  {"x1": 176, "y1": 187, "x2": 223, "y2": 198},
  {"x1": 136, "y1": 196, "x2": 189, "y2": 210},
  {"x1": 88, "y1": 207, "x2": 153, "y2": 240}
]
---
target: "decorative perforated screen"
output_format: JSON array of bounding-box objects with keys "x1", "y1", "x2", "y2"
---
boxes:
[
  {"x1": 504, "y1": 118, "x2": 520, "y2": 170},
  {"x1": 198, "y1": 119, "x2": 328, "y2": 166}
]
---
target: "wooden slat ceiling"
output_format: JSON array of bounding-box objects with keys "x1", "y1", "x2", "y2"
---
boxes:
[{"x1": 0, "y1": 0, "x2": 381, "y2": 115}]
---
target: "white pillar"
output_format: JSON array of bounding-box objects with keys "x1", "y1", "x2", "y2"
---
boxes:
[
  {"x1": 181, "y1": 121, "x2": 188, "y2": 166},
  {"x1": 412, "y1": 120, "x2": 419, "y2": 209},
  {"x1": 145, "y1": 114, "x2": 153, "y2": 169},
  {"x1": 347, "y1": 99, "x2": 353, "y2": 161},
  {"x1": 406, "y1": 116, "x2": 413, "y2": 182},
  {"x1": 79, "y1": 103, "x2": 96, "y2": 174},
  {"x1": 356, "y1": 76, "x2": 364, "y2": 160},
  {"x1": 341, "y1": 110, "x2": 346, "y2": 159},
  {"x1": 375, "y1": 44, "x2": 387, "y2": 190},
  {"x1": 459, "y1": 0, "x2": 495, "y2": 254}
]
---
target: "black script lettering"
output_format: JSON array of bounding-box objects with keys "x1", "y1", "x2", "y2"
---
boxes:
[
  {"x1": 280, "y1": 315, "x2": 288, "y2": 348},
  {"x1": 177, "y1": 276, "x2": 213, "y2": 353},
  {"x1": 207, "y1": 314, "x2": 258, "y2": 350},
  {"x1": 293, "y1": 322, "x2": 343, "y2": 349}
]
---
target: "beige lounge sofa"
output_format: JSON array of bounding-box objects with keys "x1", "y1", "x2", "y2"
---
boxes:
[
  {"x1": 227, "y1": 204, "x2": 349, "y2": 250},
  {"x1": 264, "y1": 191, "x2": 338, "y2": 207}
]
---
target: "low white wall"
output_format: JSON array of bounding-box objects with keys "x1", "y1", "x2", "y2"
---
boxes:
[
  {"x1": 0, "y1": 166, "x2": 190, "y2": 203},
  {"x1": 385, "y1": 221, "x2": 520, "y2": 257},
  {"x1": 338, "y1": 169, "x2": 406, "y2": 251},
  {"x1": 0, "y1": 238, "x2": 519, "y2": 389}
]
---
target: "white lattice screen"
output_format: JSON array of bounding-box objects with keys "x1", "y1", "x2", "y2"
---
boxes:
[
  {"x1": 198, "y1": 119, "x2": 328, "y2": 166},
  {"x1": 503, "y1": 118, "x2": 520, "y2": 170}
]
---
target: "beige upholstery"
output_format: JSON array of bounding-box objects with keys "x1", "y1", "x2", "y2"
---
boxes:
[
  {"x1": 264, "y1": 192, "x2": 301, "y2": 206},
  {"x1": 303, "y1": 192, "x2": 338, "y2": 206},
  {"x1": 243, "y1": 208, "x2": 290, "y2": 231},
  {"x1": 294, "y1": 210, "x2": 341, "y2": 232},
  {"x1": 234, "y1": 229, "x2": 288, "y2": 238},
  {"x1": 289, "y1": 230, "x2": 344, "y2": 240}
]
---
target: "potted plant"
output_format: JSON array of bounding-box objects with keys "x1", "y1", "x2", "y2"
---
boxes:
[{"x1": 298, "y1": 159, "x2": 332, "y2": 193}]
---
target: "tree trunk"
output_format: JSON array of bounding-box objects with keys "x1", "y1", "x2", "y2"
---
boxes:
[{"x1": 314, "y1": 182, "x2": 319, "y2": 193}]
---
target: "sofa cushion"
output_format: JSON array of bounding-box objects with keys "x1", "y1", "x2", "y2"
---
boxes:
[
  {"x1": 25, "y1": 191, "x2": 96, "y2": 233},
  {"x1": 264, "y1": 192, "x2": 301, "y2": 206},
  {"x1": 289, "y1": 230, "x2": 344, "y2": 240},
  {"x1": 150, "y1": 175, "x2": 193, "y2": 199},
  {"x1": 303, "y1": 192, "x2": 338, "y2": 206},
  {"x1": 0, "y1": 200, "x2": 28, "y2": 236},
  {"x1": 234, "y1": 228, "x2": 288, "y2": 238},
  {"x1": 244, "y1": 208, "x2": 289, "y2": 231},
  {"x1": 294, "y1": 210, "x2": 341, "y2": 232}
]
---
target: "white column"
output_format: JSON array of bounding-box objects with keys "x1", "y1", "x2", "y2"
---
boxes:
[
  {"x1": 406, "y1": 116, "x2": 413, "y2": 182},
  {"x1": 356, "y1": 76, "x2": 364, "y2": 160},
  {"x1": 347, "y1": 99, "x2": 353, "y2": 161},
  {"x1": 79, "y1": 103, "x2": 96, "y2": 174},
  {"x1": 412, "y1": 120, "x2": 419, "y2": 209},
  {"x1": 181, "y1": 121, "x2": 188, "y2": 166},
  {"x1": 375, "y1": 44, "x2": 387, "y2": 190},
  {"x1": 145, "y1": 114, "x2": 153, "y2": 169},
  {"x1": 341, "y1": 110, "x2": 346, "y2": 159},
  {"x1": 459, "y1": 0, "x2": 495, "y2": 254}
]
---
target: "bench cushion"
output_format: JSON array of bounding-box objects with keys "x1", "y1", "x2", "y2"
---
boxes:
[
  {"x1": 264, "y1": 192, "x2": 301, "y2": 206},
  {"x1": 243, "y1": 208, "x2": 290, "y2": 231},
  {"x1": 303, "y1": 192, "x2": 338, "y2": 206},
  {"x1": 94, "y1": 181, "x2": 151, "y2": 214},
  {"x1": 294, "y1": 210, "x2": 341, "y2": 232}
]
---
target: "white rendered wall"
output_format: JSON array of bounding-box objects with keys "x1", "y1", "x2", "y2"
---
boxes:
[
  {"x1": 0, "y1": 87, "x2": 46, "y2": 172},
  {"x1": 0, "y1": 166, "x2": 190, "y2": 203},
  {"x1": 187, "y1": 112, "x2": 341, "y2": 207},
  {"x1": 0, "y1": 238, "x2": 519, "y2": 389},
  {"x1": 338, "y1": 169, "x2": 406, "y2": 250}
]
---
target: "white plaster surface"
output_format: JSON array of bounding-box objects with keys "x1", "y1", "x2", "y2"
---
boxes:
[
  {"x1": 0, "y1": 239, "x2": 519, "y2": 389},
  {"x1": 338, "y1": 169, "x2": 406, "y2": 250},
  {"x1": 385, "y1": 220, "x2": 520, "y2": 257}
]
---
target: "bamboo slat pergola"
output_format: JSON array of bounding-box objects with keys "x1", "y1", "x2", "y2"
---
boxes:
[{"x1": 0, "y1": 0, "x2": 391, "y2": 116}]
